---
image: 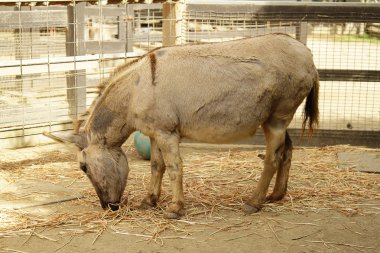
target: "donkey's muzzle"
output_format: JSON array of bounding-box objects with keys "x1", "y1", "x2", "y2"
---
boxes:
[{"x1": 107, "y1": 203, "x2": 120, "y2": 211}]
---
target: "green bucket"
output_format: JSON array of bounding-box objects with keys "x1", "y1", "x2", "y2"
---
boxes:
[{"x1": 133, "y1": 131, "x2": 151, "y2": 160}]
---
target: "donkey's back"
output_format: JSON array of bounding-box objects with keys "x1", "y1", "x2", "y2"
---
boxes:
[{"x1": 134, "y1": 33, "x2": 318, "y2": 143}]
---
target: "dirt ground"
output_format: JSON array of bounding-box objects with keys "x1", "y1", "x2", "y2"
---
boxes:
[{"x1": 0, "y1": 142, "x2": 379, "y2": 253}]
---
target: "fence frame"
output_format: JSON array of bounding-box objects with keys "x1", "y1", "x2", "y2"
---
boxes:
[{"x1": 0, "y1": 1, "x2": 379, "y2": 148}]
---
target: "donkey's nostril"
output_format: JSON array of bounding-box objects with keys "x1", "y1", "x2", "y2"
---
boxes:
[{"x1": 108, "y1": 203, "x2": 119, "y2": 211}]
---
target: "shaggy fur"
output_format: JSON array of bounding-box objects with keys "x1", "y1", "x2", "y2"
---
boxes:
[{"x1": 57, "y1": 34, "x2": 319, "y2": 216}]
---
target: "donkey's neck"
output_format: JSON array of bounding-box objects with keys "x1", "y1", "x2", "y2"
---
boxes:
[
  {"x1": 84, "y1": 53, "x2": 153, "y2": 147},
  {"x1": 87, "y1": 103, "x2": 134, "y2": 147},
  {"x1": 85, "y1": 71, "x2": 139, "y2": 147}
]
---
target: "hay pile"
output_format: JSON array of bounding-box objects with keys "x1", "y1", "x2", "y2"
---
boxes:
[{"x1": 0, "y1": 144, "x2": 379, "y2": 244}]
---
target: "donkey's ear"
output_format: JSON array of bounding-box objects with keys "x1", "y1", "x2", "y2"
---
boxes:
[{"x1": 43, "y1": 131, "x2": 87, "y2": 150}]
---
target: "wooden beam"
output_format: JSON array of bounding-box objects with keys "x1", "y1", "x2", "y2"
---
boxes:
[
  {"x1": 162, "y1": 1, "x2": 176, "y2": 46},
  {"x1": 186, "y1": 2, "x2": 380, "y2": 23},
  {"x1": 251, "y1": 128, "x2": 380, "y2": 148},
  {"x1": 319, "y1": 69, "x2": 380, "y2": 82},
  {"x1": 126, "y1": 4, "x2": 134, "y2": 52}
]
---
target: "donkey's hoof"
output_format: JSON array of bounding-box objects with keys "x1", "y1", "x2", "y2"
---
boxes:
[
  {"x1": 266, "y1": 193, "x2": 285, "y2": 203},
  {"x1": 163, "y1": 202, "x2": 184, "y2": 219},
  {"x1": 163, "y1": 211, "x2": 181, "y2": 219},
  {"x1": 139, "y1": 196, "x2": 157, "y2": 209},
  {"x1": 242, "y1": 203, "x2": 261, "y2": 214},
  {"x1": 139, "y1": 202, "x2": 155, "y2": 210}
]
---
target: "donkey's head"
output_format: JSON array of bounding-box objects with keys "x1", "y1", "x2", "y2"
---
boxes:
[
  {"x1": 44, "y1": 131, "x2": 129, "y2": 211},
  {"x1": 79, "y1": 144, "x2": 129, "y2": 210}
]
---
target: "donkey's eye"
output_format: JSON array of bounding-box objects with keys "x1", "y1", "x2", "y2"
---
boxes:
[{"x1": 80, "y1": 162, "x2": 87, "y2": 173}]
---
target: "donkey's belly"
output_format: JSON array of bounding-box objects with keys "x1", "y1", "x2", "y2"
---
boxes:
[
  {"x1": 180, "y1": 117, "x2": 262, "y2": 144},
  {"x1": 179, "y1": 95, "x2": 271, "y2": 143},
  {"x1": 183, "y1": 128, "x2": 258, "y2": 144}
]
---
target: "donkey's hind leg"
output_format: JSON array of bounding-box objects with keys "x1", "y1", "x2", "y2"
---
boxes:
[
  {"x1": 243, "y1": 118, "x2": 287, "y2": 214},
  {"x1": 140, "y1": 138, "x2": 166, "y2": 209},
  {"x1": 266, "y1": 131, "x2": 293, "y2": 202}
]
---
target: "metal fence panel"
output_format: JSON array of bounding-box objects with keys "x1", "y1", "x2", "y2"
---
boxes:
[
  {"x1": 183, "y1": 2, "x2": 380, "y2": 146},
  {"x1": 0, "y1": 1, "x2": 379, "y2": 148},
  {"x1": 0, "y1": 2, "x2": 164, "y2": 148}
]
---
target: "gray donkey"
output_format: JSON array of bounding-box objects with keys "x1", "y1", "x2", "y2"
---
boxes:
[{"x1": 46, "y1": 33, "x2": 319, "y2": 218}]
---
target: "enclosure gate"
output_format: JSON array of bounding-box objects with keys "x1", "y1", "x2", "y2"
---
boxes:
[{"x1": 0, "y1": 1, "x2": 379, "y2": 148}]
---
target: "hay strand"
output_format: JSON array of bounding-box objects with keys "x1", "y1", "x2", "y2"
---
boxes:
[
  {"x1": 305, "y1": 240, "x2": 375, "y2": 250},
  {"x1": 0, "y1": 144, "x2": 379, "y2": 244}
]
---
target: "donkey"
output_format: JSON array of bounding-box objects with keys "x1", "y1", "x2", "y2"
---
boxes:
[{"x1": 47, "y1": 33, "x2": 319, "y2": 218}]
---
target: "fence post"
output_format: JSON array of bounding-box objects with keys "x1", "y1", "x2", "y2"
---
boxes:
[
  {"x1": 66, "y1": 1, "x2": 86, "y2": 121},
  {"x1": 126, "y1": 4, "x2": 134, "y2": 52},
  {"x1": 14, "y1": 6, "x2": 33, "y2": 105},
  {"x1": 296, "y1": 22, "x2": 308, "y2": 44},
  {"x1": 162, "y1": 2, "x2": 177, "y2": 46}
]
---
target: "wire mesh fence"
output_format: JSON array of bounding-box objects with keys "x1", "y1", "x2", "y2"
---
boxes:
[
  {"x1": 0, "y1": 1, "x2": 379, "y2": 148},
  {"x1": 0, "y1": 1, "x2": 164, "y2": 147},
  {"x1": 182, "y1": 7, "x2": 380, "y2": 133}
]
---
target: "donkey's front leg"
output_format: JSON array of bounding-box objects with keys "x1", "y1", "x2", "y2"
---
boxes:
[
  {"x1": 155, "y1": 132, "x2": 185, "y2": 219},
  {"x1": 140, "y1": 138, "x2": 166, "y2": 209}
]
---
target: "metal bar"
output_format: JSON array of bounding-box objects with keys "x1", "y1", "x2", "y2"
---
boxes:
[
  {"x1": 0, "y1": 52, "x2": 144, "y2": 69},
  {"x1": 84, "y1": 5, "x2": 126, "y2": 17},
  {"x1": 117, "y1": 13, "x2": 126, "y2": 41},
  {"x1": 0, "y1": 53, "x2": 143, "y2": 77},
  {"x1": 133, "y1": 32, "x2": 162, "y2": 43},
  {"x1": 85, "y1": 41, "x2": 128, "y2": 54},
  {"x1": 2, "y1": 57, "x2": 378, "y2": 85},
  {"x1": 295, "y1": 22, "x2": 307, "y2": 45},
  {"x1": 0, "y1": 122, "x2": 73, "y2": 149},
  {"x1": 185, "y1": 27, "x2": 296, "y2": 41}
]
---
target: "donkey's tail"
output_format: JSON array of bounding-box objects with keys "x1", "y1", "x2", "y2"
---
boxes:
[{"x1": 302, "y1": 73, "x2": 319, "y2": 136}]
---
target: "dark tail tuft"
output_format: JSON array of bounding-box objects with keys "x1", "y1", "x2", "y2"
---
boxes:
[{"x1": 302, "y1": 73, "x2": 319, "y2": 136}]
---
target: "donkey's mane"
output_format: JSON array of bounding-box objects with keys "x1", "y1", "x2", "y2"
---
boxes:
[{"x1": 73, "y1": 47, "x2": 162, "y2": 133}]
